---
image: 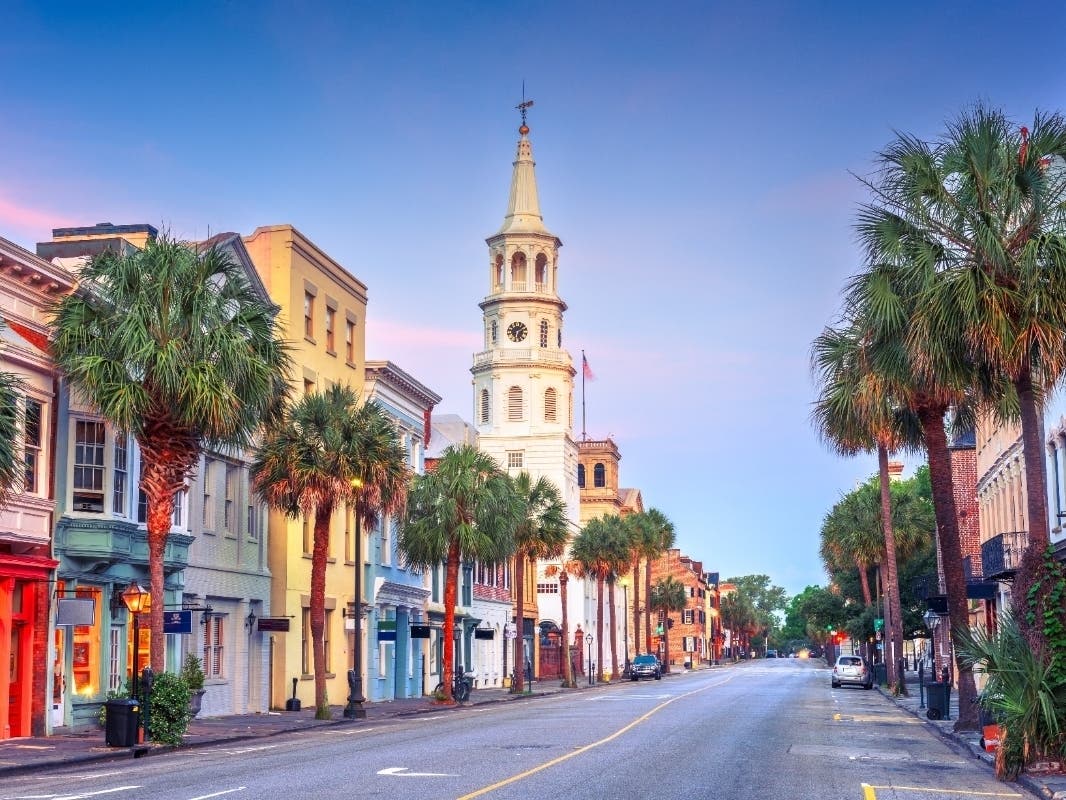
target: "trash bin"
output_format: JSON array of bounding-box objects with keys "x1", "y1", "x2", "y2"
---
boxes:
[
  {"x1": 926, "y1": 682, "x2": 950, "y2": 720},
  {"x1": 105, "y1": 698, "x2": 140, "y2": 747},
  {"x1": 873, "y1": 662, "x2": 887, "y2": 685}
]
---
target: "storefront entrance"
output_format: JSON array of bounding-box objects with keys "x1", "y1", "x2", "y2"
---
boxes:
[{"x1": 2, "y1": 578, "x2": 35, "y2": 739}]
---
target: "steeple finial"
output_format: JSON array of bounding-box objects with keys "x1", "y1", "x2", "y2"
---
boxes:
[{"x1": 516, "y1": 80, "x2": 533, "y2": 135}]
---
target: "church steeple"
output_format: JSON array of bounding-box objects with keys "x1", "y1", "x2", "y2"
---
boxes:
[{"x1": 497, "y1": 123, "x2": 548, "y2": 235}]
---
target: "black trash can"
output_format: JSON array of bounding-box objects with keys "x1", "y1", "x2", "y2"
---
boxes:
[
  {"x1": 105, "y1": 698, "x2": 140, "y2": 747},
  {"x1": 926, "y1": 682, "x2": 950, "y2": 720},
  {"x1": 873, "y1": 662, "x2": 887, "y2": 685}
]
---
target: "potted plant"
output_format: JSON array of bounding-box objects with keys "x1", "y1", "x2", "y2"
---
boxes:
[{"x1": 181, "y1": 654, "x2": 206, "y2": 718}]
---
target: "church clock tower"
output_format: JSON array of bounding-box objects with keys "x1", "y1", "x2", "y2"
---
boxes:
[{"x1": 472, "y1": 110, "x2": 580, "y2": 522}]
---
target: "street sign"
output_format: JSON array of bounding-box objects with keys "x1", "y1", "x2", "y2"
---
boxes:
[
  {"x1": 874, "y1": 618, "x2": 884, "y2": 631},
  {"x1": 505, "y1": 628, "x2": 517, "y2": 640},
  {"x1": 163, "y1": 610, "x2": 192, "y2": 634},
  {"x1": 875, "y1": 631, "x2": 882, "y2": 641}
]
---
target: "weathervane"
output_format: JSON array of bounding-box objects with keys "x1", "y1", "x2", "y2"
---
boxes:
[{"x1": 516, "y1": 80, "x2": 533, "y2": 134}]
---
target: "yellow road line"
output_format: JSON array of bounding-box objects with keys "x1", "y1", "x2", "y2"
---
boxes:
[
  {"x1": 865, "y1": 786, "x2": 1021, "y2": 797},
  {"x1": 455, "y1": 674, "x2": 738, "y2": 800}
]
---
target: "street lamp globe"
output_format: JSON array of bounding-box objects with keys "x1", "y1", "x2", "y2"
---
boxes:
[
  {"x1": 922, "y1": 609, "x2": 941, "y2": 631},
  {"x1": 121, "y1": 581, "x2": 151, "y2": 614}
]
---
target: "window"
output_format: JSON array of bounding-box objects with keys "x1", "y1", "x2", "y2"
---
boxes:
[
  {"x1": 507, "y1": 386, "x2": 523, "y2": 421},
  {"x1": 304, "y1": 292, "x2": 314, "y2": 339},
  {"x1": 539, "y1": 320, "x2": 549, "y2": 347},
  {"x1": 73, "y1": 421, "x2": 106, "y2": 512},
  {"x1": 511, "y1": 252, "x2": 527, "y2": 290},
  {"x1": 172, "y1": 489, "x2": 184, "y2": 528},
  {"x1": 577, "y1": 464, "x2": 585, "y2": 488},
  {"x1": 303, "y1": 514, "x2": 312, "y2": 554},
  {"x1": 224, "y1": 464, "x2": 238, "y2": 533},
  {"x1": 683, "y1": 609, "x2": 694, "y2": 625},
  {"x1": 535, "y1": 253, "x2": 547, "y2": 291},
  {"x1": 494, "y1": 254, "x2": 503, "y2": 290},
  {"x1": 137, "y1": 463, "x2": 147, "y2": 523},
  {"x1": 536, "y1": 582, "x2": 559, "y2": 594},
  {"x1": 204, "y1": 616, "x2": 224, "y2": 679},
  {"x1": 23, "y1": 398, "x2": 42, "y2": 494},
  {"x1": 507, "y1": 451, "x2": 523, "y2": 469},
  {"x1": 301, "y1": 609, "x2": 312, "y2": 674},
  {"x1": 544, "y1": 388, "x2": 557, "y2": 422},
  {"x1": 108, "y1": 627, "x2": 122, "y2": 692},
  {"x1": 248, "y1": 502, "x2": 258, "y2": 540},
  {"x1": 502, "y1": 561, "x2": 511, "y2": 590},
  {"x1": 480, "y1": 389, "x2": 490, "y2": 424},
  {"x1": 594, "y1": 463, "x2": 606, "y2": 488},
  {"x1": 380, "y1": 516, "x2": 391, "y2": 566},
  {"x1": 345, "y1": 320, "x2": 355, "y2": 363},
  {"x1": 324, "y1": 610, "x2": 333, "y2": 673},
  {"x1": 304, "y1": 378, "x2": 315, "y2": 396},
  {"x1": 111, "y1": 437, "x2": 129, "y2": 515},
  {"x1": 491, "y1": 320, "x2": 498, "y2": 345},
  {"x1": 202, "y1": 459, "x2": 215, "y2": 530},
  {"x1": 325, "y1": 306, "x2": 336, "y2": 352}
]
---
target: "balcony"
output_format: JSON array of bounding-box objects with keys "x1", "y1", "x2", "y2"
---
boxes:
[
  {"x1": 980, "y1": 531, "x2": 1027, "y2": 582},
  {"x1": 472, "y1": 348, "x2": 573, "y2": 370}
]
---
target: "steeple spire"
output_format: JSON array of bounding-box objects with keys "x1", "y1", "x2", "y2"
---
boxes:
[{"x1": 498, "y1": 92, "x2": 547, "y2": 235}]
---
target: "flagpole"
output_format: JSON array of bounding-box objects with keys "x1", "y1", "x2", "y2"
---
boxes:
[{"x1": 581, "y1": 349, "x2": 587, "y2": 441}]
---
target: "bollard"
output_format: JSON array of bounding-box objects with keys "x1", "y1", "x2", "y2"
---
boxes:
[
  {"x1": 918, "y1": 661, "x2": 925, "y2": 709},
  {"x1": 140, "y1": 666, "x2": 154, "y2": 741}
]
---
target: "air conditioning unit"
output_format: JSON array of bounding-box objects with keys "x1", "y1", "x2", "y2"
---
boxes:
[{"x1": 72, "y1": 492, "x2": 104, "y2": 513}]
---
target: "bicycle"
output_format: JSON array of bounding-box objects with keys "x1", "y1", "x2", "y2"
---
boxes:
[{"x1": 434, "y1": 669, "x2": 475, "y2": 702}]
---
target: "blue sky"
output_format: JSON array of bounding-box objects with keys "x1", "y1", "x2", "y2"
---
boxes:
[{"x1": 4, "y1": 1, "x2": 1066, "y2": 596}]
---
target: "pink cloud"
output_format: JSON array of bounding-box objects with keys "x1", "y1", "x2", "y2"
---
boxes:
[
  {"x1": 366, "y1": 318, "x2": 481, "y2": 351},
  {"x1": 0, "y1": 193, "x2": 78, "y2": 239}
]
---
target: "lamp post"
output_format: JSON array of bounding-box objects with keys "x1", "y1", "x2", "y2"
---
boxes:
[
  {"x1": 344, "y1": 478, "x2": 366, "y2": 719},
  {"x1": 586, "y1": 633, "x2": 594, "y2": 686},
  {"x1": 121, "y1": 582, "x2": 151, "y2": 703}
]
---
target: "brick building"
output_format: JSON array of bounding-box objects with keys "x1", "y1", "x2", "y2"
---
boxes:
[{"x1": 651, "y1": 548, "x2": 710, "y2": 670}]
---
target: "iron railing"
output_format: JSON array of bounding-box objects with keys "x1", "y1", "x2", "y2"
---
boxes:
[{"x1": 980, "y1": 531, "x2": 1027, "y2": 581}]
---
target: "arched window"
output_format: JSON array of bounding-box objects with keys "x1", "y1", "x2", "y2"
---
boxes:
[
  {"x1": 511, "y1": 252, "x2": 527, "y2": 290},
  {"x1": 577, "y1": 464, "x2": 585, "y2": 488},
  {"x1": 535, "y1": 253, "x2": 548, "y2": 290},
  {"x1": 594, "y1": 463, "x2": 606, "y2": 488},
  {"x1": 539, "y1": 320, "x2": 549, "y2": 348},
  {"x1": 494, "y1": 254, "x2": 503, "y2": 291},
  {"x1": 491, "y1": 320, "x2": 498, "y2": 345},
  {"x1": 508, "y1": 386, "x2": 524, "y2": 421},
  {"x1": 544, "y1": 387, "x2": 557, "y2": 422},
  {"x1": 480, "y1": 389, "x2": 490, "y2": 424}
]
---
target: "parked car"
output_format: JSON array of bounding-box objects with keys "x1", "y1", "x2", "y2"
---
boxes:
[
  {"x1": 765, "y1": 649, "x2": 778, "y2": 658},
  {"x1": 630, "y1": 654, "x2": 662, "y2": 681},
  {"x1": 831, "y1": 655, "x2": 873, "y2": 689}
]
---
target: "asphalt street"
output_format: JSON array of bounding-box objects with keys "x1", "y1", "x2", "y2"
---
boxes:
[{"x1": 0, "y1": 658, "x2": 1032, "y2": 800}]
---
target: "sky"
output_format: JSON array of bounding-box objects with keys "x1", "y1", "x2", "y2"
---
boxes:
[{"x1": 4, "y1": 0, "x2": 1066, "y2": 597}]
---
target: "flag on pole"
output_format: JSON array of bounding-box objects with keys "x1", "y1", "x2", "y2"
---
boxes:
[{"x1": 582, "y1": 353, "x2": 595, "y2": 381}]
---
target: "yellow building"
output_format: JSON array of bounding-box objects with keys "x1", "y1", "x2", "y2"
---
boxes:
[{"x1": 243, "y1": 225, "x2": 368, "y2": 711}]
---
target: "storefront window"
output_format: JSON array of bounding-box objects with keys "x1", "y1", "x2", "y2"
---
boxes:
[{"x1": 71, "y1": 586, "x2": 102, "y2": 698}]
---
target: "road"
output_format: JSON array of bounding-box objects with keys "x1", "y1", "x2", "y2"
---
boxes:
[{"x1": 0, "y1": 658, "x2": 1029, "y2": 800}]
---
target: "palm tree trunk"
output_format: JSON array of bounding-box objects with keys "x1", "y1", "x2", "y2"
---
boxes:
[
  {"x1": 878, "y1": 444, "x2": 906, "y2": 695},
  {"x1": 310, "y1": 504, "x2": 333, "y2": 718},
  {"x1": 1013, "y1": 370, "x2": 1051, "y2": 653},
  {"x1": 560, "y1": 571, "x2": 574, "y2": 688},
  {"x1": 856, "y1": 559, "x2": 873, "y2": 607},
  {"x1": 644, "y1": 559, "x2": 653, "y2": 654},
  {"x1": 608, "y1": 579, "x2": 619, "y2": 680},
  {"x1": 145, "y1": 499, "x2": 171, "y2": 675},
  {"x1": 513, "y1": 552, "x2": 526, "y2": 693},
  {"x1": 918, "y1": 406, "x2": 979, "y2": 730},
  {"x1": 596, "y1": 575, "x2": 605, "y2": 682},
  {"x1": 442, "y1": 541, "x2": 460, "y2": 703},
  {"x1": 631, "y1": 562, "x2": 641, "y2": 656}
]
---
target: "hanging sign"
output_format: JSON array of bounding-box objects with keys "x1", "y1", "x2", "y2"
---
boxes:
[
  {"x1": 474, "y1": 628, "x2": 495, "y2": 640},
  {"x1": 163, "y1": 610, "x2": 192, "y2": 634},
  {"x1": 257, "y1": 617, "x2": 290, "y2": 632},
  {"x1": 410, "y1": 625, "x2": 431, "y2": 639},
  {"x1": 56, "y1": 598, "x2": 96, "y2": 626}
]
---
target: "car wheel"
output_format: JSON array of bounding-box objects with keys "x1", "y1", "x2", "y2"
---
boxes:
[
  {"x1": 831, "y1": 681, "x2": 840, "y2": 688},
  {"x1": 927, "y1": 707, "x2": 943, "y2": 720},
  {"x1": 631, "y1": 675, "x2": 637, "y2": 681}
]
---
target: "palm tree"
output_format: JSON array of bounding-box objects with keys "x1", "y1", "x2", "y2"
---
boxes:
[
  {"x1": 650, "y1": 575, "x2": 688, "y2": 673},
  {"x1": 510, "y1": 472, "x2": 569, "y2": 693},
  {"x1": 571, "y1": 514, "x2": 630, "y2": 682},
  {"x1": 820, "y1": 489, "x2": 882, "y2": 608},
  {"x1": 398, "y1": 445, "x2": 518, "y2": 702},
  {"x1": 544, "y1": 559, "x2": 580, "y2": 687},
  {"x1": 720, "y1": 591, "x2": 757, "y2": 659},
  {"x1": 858, "y1": 106, "x2": 1066, "y2": 650},
  {"x1": 0, "y1": 359, "x2": 23, "y2": 509},
  {"x1": 50, "y1": 235, "x2": 290, "y2": 673},
  {"x1": 251, "y1": 386, "x2": 408, "y2": 718},
  {"x1": 636, "y1": 508, "x2": 675, "y2": 654}
]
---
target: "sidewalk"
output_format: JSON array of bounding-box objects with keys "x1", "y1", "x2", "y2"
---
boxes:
[
  {"x1": 0, "y1": 667, "x2": 704, "y2": 779},
  {"x1": 878, "y1": 668, "x2": 1066, "y2": 799}
]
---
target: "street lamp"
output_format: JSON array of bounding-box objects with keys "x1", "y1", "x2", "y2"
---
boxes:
[
  {"x1": 586, "y1": 633, "x2": 594, "y2": 686},
  {"x1": 344, "y1": 478, "x2": 367, "y2": 719},
  {"x1": 121, "y1": 582, "x2": 151, "y2": 703}
]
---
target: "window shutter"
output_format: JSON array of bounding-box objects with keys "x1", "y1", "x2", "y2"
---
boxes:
[
  {"x1": 544, "y1": 388, "x2": 557, "y2": 422},
  {"x1": 508, "y1": 386, "x2": 523, "y2": 421},
  {"x1": 480, "y1": 389, "x2": 490, "y2": 424}
]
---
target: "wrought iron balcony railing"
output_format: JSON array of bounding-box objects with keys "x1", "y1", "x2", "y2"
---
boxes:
[{"x1": 980, "y1": 531, "x2": 1027, "y2": 581}]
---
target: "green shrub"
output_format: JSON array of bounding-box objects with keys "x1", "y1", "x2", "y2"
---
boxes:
[
  {"x1": 181, "y1": 654, "x2": 205, "y2": 693},
  {"x1": 147, "y1": 672, "x2": 191, "y2": 746}
]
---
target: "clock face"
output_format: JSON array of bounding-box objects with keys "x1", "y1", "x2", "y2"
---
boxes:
[{"x1": 507, "y1": 321, "x2": 528, "y2": 342}]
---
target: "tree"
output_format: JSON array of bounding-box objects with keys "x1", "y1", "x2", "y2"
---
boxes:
[
  {"x1": 50, "y1": 235, "x2": 290, "y2": 674},
  {"x1": 510, "y1": 472, "x2": 569, "y2": 693},
  {"x1": 571, "y1": 514, "x2": 631, "y2": 682},
  {"x1": 650, "y1": 575, "x2": 687, "y2": 672},
  {"x1": 544, "y1": 559, "x2": 581, "y2": 687},
  {"x1": 632, "y1": 508, "x2": 675, "y2": 654},
  {"x1": 252, "y1": 386, "x2": 408, "y2": 718},
  {"x1": 858, "y1": 106, "x2": 1066, "y2": 652},
  {"x1": 720, "y1": 591, "x2": 757, "y2": 657},
  {"x1": 398, "y1": 445, "x2": 518, "y2": 702}
]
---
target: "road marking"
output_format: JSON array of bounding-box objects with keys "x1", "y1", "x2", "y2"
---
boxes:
[
  {"x1": 214, "y1": 744, "x2": 280, "y2": 755},
  {"x1": 44, "y1": 788, "x2": 142, "y2": 800},
  {"x1": 377, "y1": 767, "x2": 457, "y2": 777},
  {"x1": 324, "y1": 727, "x2": 379, "y2": 735},
  {"x1": 863, "y1": 787, "x2": 1021, "y2": 797},
  {"x1": 861, "y1": 784, "x2": 877, "y2": 800},
  {"x1": 186, "y1": 789, "x2": 246, "y2": 800},
  {"x1": 456, "y1": 673, "x2": 739, "y2": 800}
]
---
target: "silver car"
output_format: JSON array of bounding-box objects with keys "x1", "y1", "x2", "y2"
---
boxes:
[{"x1": 831, "y1": 655, "x2": 873, "y2": 689}]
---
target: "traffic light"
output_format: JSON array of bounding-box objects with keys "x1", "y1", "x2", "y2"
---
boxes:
[
  {"x1": 874, "y1": 618, "x2": 884, "y2": 632},
  {"x1": 656, "y1": 624, "x2": 664, "y2": 635}
]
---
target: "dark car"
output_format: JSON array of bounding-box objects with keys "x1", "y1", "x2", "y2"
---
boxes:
[{"x1": 630, "y1": 654, "x2": 662, "y2": 681}]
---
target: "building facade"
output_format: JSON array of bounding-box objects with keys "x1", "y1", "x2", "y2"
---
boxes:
[{"x1": 651, "y1": 548, "x2": 710, "y2": 670}]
